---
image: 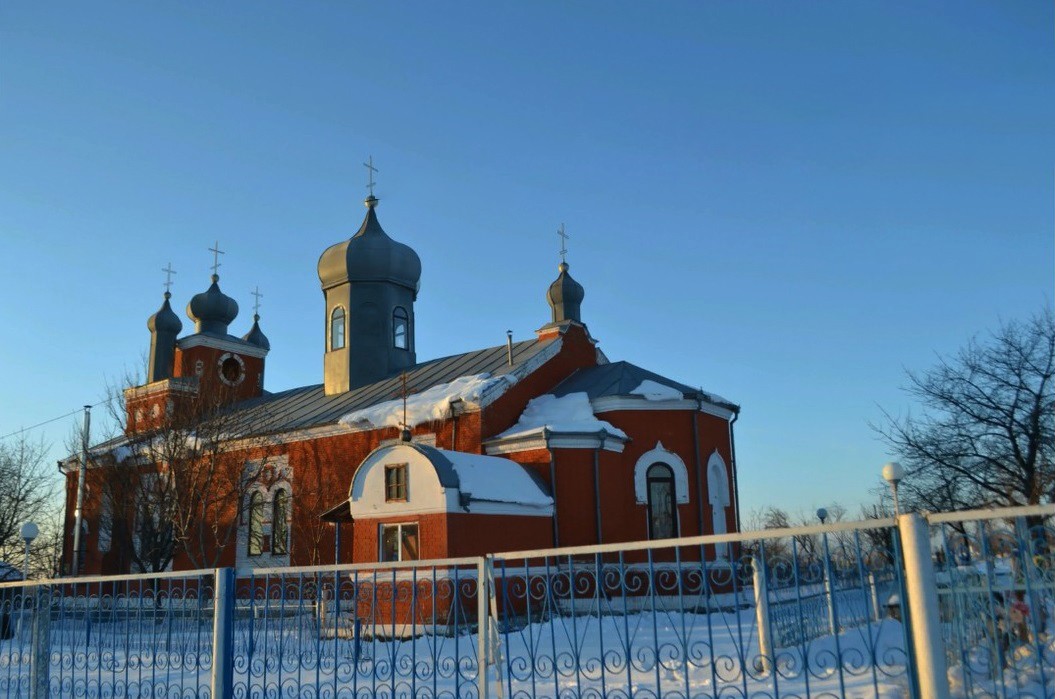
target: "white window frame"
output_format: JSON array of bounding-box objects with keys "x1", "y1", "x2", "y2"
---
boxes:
[{"x1": 378, "y1": 522, "x2": 419, "y2": 562}]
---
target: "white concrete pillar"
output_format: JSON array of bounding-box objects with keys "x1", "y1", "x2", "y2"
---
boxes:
[
  {"x1": 898, "y1": 513, "x2": 950, "y2": 699},
  {"x1": 752, "y1": 553, "x2": 773, "y2": 675}
]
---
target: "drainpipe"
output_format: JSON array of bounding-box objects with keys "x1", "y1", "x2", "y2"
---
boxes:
[
  {"x1": 729, "y1": 411, "x2": 741, "y2": 533},
  {"x1": 448, "y1": 398, "x2": 463, "y2": 451},
  {"x1": 593, "y1": 431, "x2": 606, "y2": 545},
  {"x1": 72, "y1": 405, "x2": 91, "y2": 576},
  {"x1": 545, "y1": 429, "x2": 559, "y2": 548},
  {"x1": 692, "y1": 396, "x2": 704, "y2": 536}
]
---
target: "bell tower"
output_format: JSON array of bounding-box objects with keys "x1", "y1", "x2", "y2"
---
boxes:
[{"x1": 317, "y1": 194, "x2": 421, "y2": 394}]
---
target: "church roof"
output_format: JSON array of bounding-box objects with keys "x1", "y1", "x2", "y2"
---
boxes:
[
  {"x1": 551, "y1": 361, "x2": 738, "y2": 410},
  {"x1": 225, "y1": 337, "x2": 555, "y2": 435}
]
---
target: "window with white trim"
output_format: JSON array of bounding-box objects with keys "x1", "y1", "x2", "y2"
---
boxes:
[
  {"x1": 646, "y1": 463, "x2": 677, "y2": 539},
  {"x1": 379, "y1": 523, "x2": 419, "y2": 562},
  {"x1": 271, "y1": 488, "x2": 290, "y2": 555},
  {"x1": 247, "y1": 491, "x2": 264, "y2": 557},
  {"x1": 330, "y1": 307, "x2": 346, "y2": 351},
  {"x1": 393, "y1": 307, "x2": 409, "y2": 350}
]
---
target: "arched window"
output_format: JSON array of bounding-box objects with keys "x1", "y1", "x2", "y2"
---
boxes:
[
  {"x1": 393, "y1": 307, "x2": 409, "y2": 350},
  {"x1": 247, "y1": 491, "x2": 264, "y2": 556},
  {"x1": 646, "y1": 463, "x2": 677, "y2": 539},
  {"x1": 272, "y1": 489, "x2": 289, "y2": 555},
  {"x1": 330, "y1": 307, "x2": 346, "y2": 351}
]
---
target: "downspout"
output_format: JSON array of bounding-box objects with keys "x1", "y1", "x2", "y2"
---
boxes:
[
  {"x1": 692, "y1": 397, "x2": 704, "y2": 536},
  {"x1": 594, "y1": 431, "x2": 606, "y2": 545},
  {"x1": 729, "y1": 411, "x2": 741, "y2": 533},
  {"x1": 545, "y1": 428, "x2": 559, "y2": 548},
  {"x1": 448, "y1": 398, "x2": 464, "y2": 451},
  {"x1": 72, "y1": 405, "x2": 91, "y2": 576}
]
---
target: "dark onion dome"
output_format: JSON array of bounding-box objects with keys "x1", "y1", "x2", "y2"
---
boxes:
[
  {"x1": 241, "y1": 314, "x2": 270, "y2": 350},
  {"x1": 148, "y1": 291, "x2": 183, "y2": 335},
  {"x1": 318, "y1": 196, "x2": 422, "y2": 294},
  {"x1": 187, "y1": 274, "x2": 239, "y2": 335},
  {"x1": 546, "y1": 261, "x2": 585, "y2": 323}
]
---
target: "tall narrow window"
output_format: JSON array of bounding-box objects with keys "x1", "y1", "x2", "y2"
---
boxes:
[
  {"x1": 379, "y1": 523, "x2": 419, "y2": 562},
  {"x1": 393, "y1": 307, "x2": 409, "y2": 349},
  {"x1": 330, "y1": 307, "x2": 346, "y2": 351},
  {"x1": 98, "y1": 486, "x2": 113, "y2": 553},
  {"x1": 646, "y1": 463, "x2": 676, "y2": 539},
  {"x1": 247, "y1": 491, "x2": 264, "y2": 556},
  {"x1": 272, "y1": 489, "x2": 289, "y2": 555},
  {"x1": 385, "y1": 464, "x2": 408, "y2": 501}
]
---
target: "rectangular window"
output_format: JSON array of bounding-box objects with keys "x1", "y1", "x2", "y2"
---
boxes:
[
  {"x1": 379, "y1": 523, "x2": 419, "y2": 562},
  {"x1": 385, "y1": 464, "x2": 408, "y2": 501}
]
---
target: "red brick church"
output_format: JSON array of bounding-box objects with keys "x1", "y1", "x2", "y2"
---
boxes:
[{"x1": 62, "y1": 193, "x2": 741, "y2": 575}]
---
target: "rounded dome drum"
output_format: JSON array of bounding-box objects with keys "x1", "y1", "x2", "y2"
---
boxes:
[{"x1": 318, "y1": 198, "x2": 422, "y2": 294}]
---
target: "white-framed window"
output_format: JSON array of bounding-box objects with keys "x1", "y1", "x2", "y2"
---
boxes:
[
  {"x1": 646, "y1": 463, "x2": 678, "y2": 539},
  {"x1": 330, "y1": 306, "x2": 346, "y2": 351},
  {"x1": 98, "y1": 485, "x2": 114, "y2": 553},
  {"x1": 379, "y1": 522, "x2": 419, "y2": 562},
  {"x1": 247, "y1": 490, "x2": 265, "y2": 557},
  {"x1": 271, "y1": 488, "x2": 290, "y2": 555},
  {"x1": 393, "y1": 307, "x2": 409, "y2": 350}
]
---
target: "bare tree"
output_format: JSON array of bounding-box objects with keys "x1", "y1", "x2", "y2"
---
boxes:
[
  {"x1": 0, "y1": 435, "x2": 59, "y2": 569},
  {"x1": 92, "y1": 372, "x2": 280, "y2": 573},
  {"x1": 876, "y1": 310, "x2": 1054, "y2": 511}
]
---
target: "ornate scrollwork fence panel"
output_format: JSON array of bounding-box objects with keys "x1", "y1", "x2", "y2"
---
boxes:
[
  {"x1": 0, "y1": 569, "x2": 216, "y2": 698},
  {"x1": 231, "y1": 558, "x2": 483, "y2": 699},
  {"x1": 490, "y1": 519, "x2": 912, "y2": 699},
  {"x1": 929, "y1": 506, "x2": 1055, "y2": 699}
]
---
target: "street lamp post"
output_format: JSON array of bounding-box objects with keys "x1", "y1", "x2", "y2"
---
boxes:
[
  {"x1": 816, "y1": 508, "x2": 828, "y2": 525},
  {"x1": 881, "y1": 462, "x2": 905, "y2": 516},
  {"x1": 20, "y1": 522, "x2": 39, "y2": 581}
]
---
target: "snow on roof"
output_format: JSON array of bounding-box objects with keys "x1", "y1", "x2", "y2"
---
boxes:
[
  {"x1": 629, "y1": 379, "x2": 685, "y2": 401},
  {"x1": 496, "y1": 392, "x2": 629, "y2": 441},
  {"x1": 339, "y1": 373, "x2": 518, "y2": 430},
  {"x1": 435, "y1": 449, "x2": 553, "y2": 507}
]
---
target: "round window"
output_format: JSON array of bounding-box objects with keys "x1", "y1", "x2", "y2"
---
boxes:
[{"x1": 217, "y1": 353, "x2": 246, "y2": 386}]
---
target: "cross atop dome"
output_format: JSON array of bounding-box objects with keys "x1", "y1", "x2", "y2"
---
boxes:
[
  {"x1": 162, "y1": 263, "x2": 177, "y2": 293},
  {"x1": 558, "y1": 224, "x2": 570, "y2": 264},
  {"x1": 209, "y1": 241, "x2": 225, "y2": 277},
  {"x1": 363, "y1": 156, "x2": 379, "y2": 204}
]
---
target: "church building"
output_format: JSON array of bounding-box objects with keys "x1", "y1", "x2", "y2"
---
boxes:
[{"x1": 61, "y1": 190, "x2": 741, "y2": 575}]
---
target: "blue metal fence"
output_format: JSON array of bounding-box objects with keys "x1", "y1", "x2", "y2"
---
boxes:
[
  {"x1": 929, "y1": 507, "x2": 1054, "y2": 699},
  {"x1": 1, "y1": 506, "x2": 1052, "y2": 698}
]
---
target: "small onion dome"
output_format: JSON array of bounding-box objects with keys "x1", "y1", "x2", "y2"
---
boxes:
[
  {"x1": 147, "y1": 291, "x2": 183, "y2": 335},
  {"x1": 187, "y1": 274, "x2": 239, "y2": 335},
  {"x1": 318, "y1": 197, "x2": 422, "y2": 294},
  {"x1": 241, "y1": 314, "x2": 270, "y2": 350},
  {"x1": 546, "y1": 261, "x2": 585, "y2": 323}
]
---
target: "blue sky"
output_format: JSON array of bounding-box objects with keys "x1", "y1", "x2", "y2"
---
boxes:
[{"x1": 1, "y1": 2, "x2": 1051, "y2": 519}]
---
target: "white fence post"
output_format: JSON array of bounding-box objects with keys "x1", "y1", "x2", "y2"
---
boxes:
[
  {"x1": 752, "y1": 552, "x2": 773, "y2": 675},
  {"x1": 29, "y1": 586, "x2": 50, "y2": 699},
  {"x1": 476, "y1": 557, "x2": 491, "y2": 699},
  {"x1": 210, "y1": 568, "x2": 235, "y2": 699},
  {"x1": 898, "y1": 513, "x2": 950, "y2": 699},
  {"x1": 822, "y1": 567, "x2": 837, "y2": 636},
  {"x1": 868, "y1": 572, "x2": 880, "y2": 622}
]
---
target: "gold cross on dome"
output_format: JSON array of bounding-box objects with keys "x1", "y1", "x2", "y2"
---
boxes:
[
  {"x1": 208, "y1": 241, "x2": 225, "y2": 275},
  {"x1": 162, "y1": 263, "x2": 177, "y2": 293},
  {"x1": 363, "y1": 156, "x2": 379, "y2": 198},
  {"x1": 557, "y1": 223, "x2": 570, "y2": 263},
  {"x1": 251, "y1": 286, "x2": 263, "y2": 315}
]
